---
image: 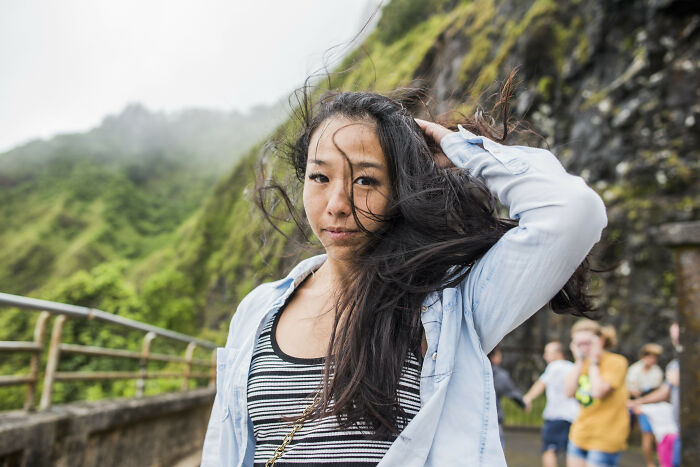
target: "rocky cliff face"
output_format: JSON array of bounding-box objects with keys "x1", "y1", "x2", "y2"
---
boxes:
[{"x1": 385, "y1": 0, "x2": 699, "y2": 356}]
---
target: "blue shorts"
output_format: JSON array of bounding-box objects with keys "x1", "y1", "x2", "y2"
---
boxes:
[
  {"x1": 567, "y1": 440, "x2": 621, "y2": 467},
  {"x1": 541, "y1": 419, "x2": 571, "y2": 453},
  {"x1": 638, "y1": 413, "x2": 653, "y2": 433}
]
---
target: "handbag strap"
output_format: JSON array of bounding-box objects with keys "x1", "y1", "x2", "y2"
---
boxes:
[{"x1": 266, "y1": 391, "x2": 322, "y2": 466}]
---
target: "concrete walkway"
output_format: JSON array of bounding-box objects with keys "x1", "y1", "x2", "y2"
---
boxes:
[
  {"x1": 175, "y1": 430, "x2": 647, "y2": 466},
  {"x1": 504, "y1": 428, "x2": 646, "y2": 467},
  {"x1": 173, "y1": 450, "x2": 201, "y2": 467}
]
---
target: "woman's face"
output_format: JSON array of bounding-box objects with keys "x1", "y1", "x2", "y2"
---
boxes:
[
  {"x1": 303, "y1": 116, "x2": 391, "y2": 261},
  {"x1": 571, "y1": 330, "x2": 596, "y2": 357}
]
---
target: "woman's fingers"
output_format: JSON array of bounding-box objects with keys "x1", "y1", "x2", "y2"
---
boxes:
[
  {"x1": 415, "y1": 118, "x2": 454, "y2": 168},
  {"x1": 414, "y1": 118, "x2": 452, "y2": 145},
  {"x1": 414, "y1": 118, "x2": 454, "y2": 169}
]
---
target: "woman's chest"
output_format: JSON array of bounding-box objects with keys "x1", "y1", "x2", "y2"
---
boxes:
[
  {"x1": 276, "y1": 299, "x2": 429, "y2": 361},
  {"x1": 246, "y1": 312, "x2": 423, "y2": 465}
]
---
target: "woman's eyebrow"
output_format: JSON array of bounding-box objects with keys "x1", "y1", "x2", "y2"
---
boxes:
[
  {"x1": 308, "y1": 158, "x2": 385, "y2": 170},
  {"x1": 354, "y1": 160, "x2": 384, "y2": 170}
]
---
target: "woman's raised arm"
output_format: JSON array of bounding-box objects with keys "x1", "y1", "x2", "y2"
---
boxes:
[{"x1": 438, "y1": 125, "x2": 607, "y2": 354}]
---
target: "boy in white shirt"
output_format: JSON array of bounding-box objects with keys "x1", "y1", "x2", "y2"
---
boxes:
[{"x1": 523, "y1": 341, "x2": 580, "y2": 467}]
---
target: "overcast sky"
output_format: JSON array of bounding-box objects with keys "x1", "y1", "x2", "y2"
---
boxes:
[{"x1": 0, "y1": 0, "x2": 382, "y2": 153}]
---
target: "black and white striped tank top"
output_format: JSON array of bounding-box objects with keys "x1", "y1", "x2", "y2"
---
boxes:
[{"x1": 247, "y1": 307, "x2": 422, "y2": 466}]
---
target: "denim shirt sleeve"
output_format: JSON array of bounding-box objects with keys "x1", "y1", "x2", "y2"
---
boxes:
[
  {"x1": 201, "y1": 370, "x2": 226, "y2": 466},
  {"x1": 201, "y1": 285, "x2": 264, "y2": 466},
  {"x1": 440, "y1": 125, "x2": 607, "y2": 354}
]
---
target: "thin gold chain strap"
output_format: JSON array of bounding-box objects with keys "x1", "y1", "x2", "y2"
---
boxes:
[{"x1": 265, "y1": 391, "x2": 322, "y2": 466}]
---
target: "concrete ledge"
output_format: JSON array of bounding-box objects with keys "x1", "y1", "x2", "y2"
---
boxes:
[
  {"x1": 656, "y1": 221, "x2": 700, "y2": 246},
  {"x1": 0, "y1": 387, "x2": 215, "y2": 467}
]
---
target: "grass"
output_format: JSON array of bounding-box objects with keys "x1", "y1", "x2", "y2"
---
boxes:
[{"x1": 503, "y1": 395, "x2": 546, "y2": 427}]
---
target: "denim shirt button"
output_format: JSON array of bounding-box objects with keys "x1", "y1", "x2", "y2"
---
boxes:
[{"x1": 432, "y1": 352, "x2": 438, "y2": 361}]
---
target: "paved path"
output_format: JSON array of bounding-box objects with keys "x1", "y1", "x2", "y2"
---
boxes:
[
  {"x1": 173, "y1": 450, "x2": 201, "y2": 467},
  {"x1": 504, "y1": 428, "x2": 646, "y2": 467},
  {"x1": 174, "y1": 430, "x2": 647, "y2": 466}
]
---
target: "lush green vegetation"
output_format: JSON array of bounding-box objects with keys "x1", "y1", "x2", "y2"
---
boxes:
[
  {"x1": 503, "y1": 395, "x2": 546, "y2": 427},
  {"x1": 0, "y1": 103, "x2": 285, "y2": 409},
  {"x1": 375, "y1": 0, "x2": 448, "y2": 45}
]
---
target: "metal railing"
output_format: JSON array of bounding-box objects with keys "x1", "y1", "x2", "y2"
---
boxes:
[{"x1": 0, "y1": 292, "x2": 217, "y2": 411}]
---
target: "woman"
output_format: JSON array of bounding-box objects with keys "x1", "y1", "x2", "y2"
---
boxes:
[
  {"x1": 627, "y1": 343, "x2": 664, "y2": 399},
  {"x1": 565, "y1": 320, "x2": 629, "y2": 467},
  {"x1": 201, "y1": 81, "x2": 607, "y2": 466},
  {"x1": 627, "y1": 343, "x2": 664, "y2": 467}
]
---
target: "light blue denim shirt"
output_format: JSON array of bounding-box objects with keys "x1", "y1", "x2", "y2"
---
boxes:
[{"x1": 201, "y1": 126, "x2": 608, "y2": 466}]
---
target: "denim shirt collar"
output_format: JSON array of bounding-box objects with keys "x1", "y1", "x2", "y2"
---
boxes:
[{"x1": 284, "y1": 254, "x2": 327, "y2": 286}]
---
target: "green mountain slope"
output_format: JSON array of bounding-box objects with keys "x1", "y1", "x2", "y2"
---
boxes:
[{"x1": 0, "y1": 102, "x2": 286, "y2": 296}]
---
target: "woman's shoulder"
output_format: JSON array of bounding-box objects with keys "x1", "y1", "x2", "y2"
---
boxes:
[
  {"x1": 239, "y1": 278, "x2": 288, "y2": 307},
  {"x1": 230, "y1": 255, "x2": 327, "y2": 324}
]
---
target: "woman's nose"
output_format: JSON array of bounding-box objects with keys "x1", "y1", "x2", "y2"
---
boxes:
[{"x1": 326, "y1": 181, "x2": 351, "y2": 217}]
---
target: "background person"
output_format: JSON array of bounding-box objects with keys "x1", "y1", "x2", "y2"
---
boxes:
[
  {"x1": 629, "y1": 322, "x2": 681, "y2": 467},
  {"x1": 489, "y1": 346, "x2": 526, "y2": 448},
  {"x1": 522, "y1": 341, "x2": 580, "y2": 467},
  {"x1": 564, "y1": 320, "x2": 629, "y2": 467},
  {"x1": 627, "y1": 343, "x2": 664, "y2": 398},
  {"x1": 631, "y1": 402, "x2": 678, "y2": 467},
  {"x1": 627, "y1": 342, "x2": 664, "y2": 467}
]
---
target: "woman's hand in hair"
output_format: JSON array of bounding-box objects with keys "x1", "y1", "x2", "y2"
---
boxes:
[{"x1": 414, "y1": 118, "x2": 455, "y2": 169}]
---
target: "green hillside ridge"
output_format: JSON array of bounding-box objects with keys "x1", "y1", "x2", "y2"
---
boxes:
[
  {"x1": 0, "y1": 102, "x2": 287, "y2": 296},
  {"x1": 0, "y1": 101, "x2": 287, "y2": 408},
  {"x1": 1, "y1": 0, "x2": 697, "y2": 410}
]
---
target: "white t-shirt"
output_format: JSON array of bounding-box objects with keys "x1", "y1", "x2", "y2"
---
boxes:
[
  {"x1": 539, "y1": 359, "x2": 580, "y2": 422},
  {"x1": 626, "y1": 360, "x2": 664, "y2": 394},
  {"x1": 640, "y1": 402, "x2": 677, "y2": 442}
]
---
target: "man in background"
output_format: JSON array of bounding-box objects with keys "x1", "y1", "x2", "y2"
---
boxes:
[
  {"x1": 523, "y1": 341, "x2": 580, "y2": 467},
  {"x1": 489, "y1": 346, "x2": 526, "y2": 448}
]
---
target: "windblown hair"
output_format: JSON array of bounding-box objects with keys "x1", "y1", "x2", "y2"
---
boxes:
[{"x1": 256, "y1": 73, "x2": 594, "y2": 439}]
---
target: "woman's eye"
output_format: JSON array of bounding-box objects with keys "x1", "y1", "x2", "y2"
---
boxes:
[
  {"x1": 355, "y1": 176, "x2": 378, "y2": 186},
  {"x1": 308, "y1": 173, "x2": 328, "y2": 183}
]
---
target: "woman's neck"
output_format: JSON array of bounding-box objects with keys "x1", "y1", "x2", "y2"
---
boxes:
[{"x1": 311, "y1": 257, "x2": 349, "y2": 291}]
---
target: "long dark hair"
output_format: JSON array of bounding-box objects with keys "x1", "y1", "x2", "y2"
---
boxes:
[{"x1": 255, "y1": 72, "x2": 593, "y2": 439}]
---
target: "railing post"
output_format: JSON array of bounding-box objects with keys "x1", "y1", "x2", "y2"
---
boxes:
[
  {"x1": 40, "y1": 315, "x2": 66, "y2": 410},
  {"x1": 137, "y1": 332, "x2": 156, "y2": 397},
  {"x1": 24, "y1": 311, "x2": 50, "y2": 411},
  {"x1": 182, "y1": 342, "x2": 197, "y2": 391}
]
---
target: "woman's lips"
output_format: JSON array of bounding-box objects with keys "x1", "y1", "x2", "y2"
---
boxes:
[{"x1": 324, "y1": 229, "x2": 358, "y2": 240}]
